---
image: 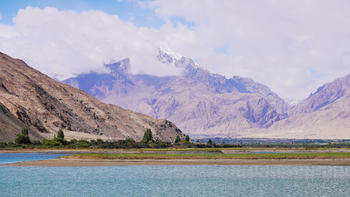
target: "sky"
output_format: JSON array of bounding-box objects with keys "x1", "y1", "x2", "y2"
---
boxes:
[{"x1": 0, "y1": 0, "x2": 350, "y2": 103}]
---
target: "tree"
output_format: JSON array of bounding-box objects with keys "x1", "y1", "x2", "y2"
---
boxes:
[
  {"x1": 141, "y1": 128, "x2": 153, "y2": 143},
  {"x1": 15, "y1": 128, "x2": 31, "y2": 144},
  {"x1": 175, "y1": 135, "x2": 181, "y2": 143},
  {"x1": 185, "y1": 135, "x2": 190, "y2": 142},
  {"x1": 53, "y1": 129, "x2": 66, "y2": 145},
  {"x1": 57, "y1": 129, "x2": 64, "y2": 140},
  {"x1": 207, "y1": 139, "x2": 213, "y2": 145},
  {"x1": 22, "y1": 128, "x2": 28, "y2": 136}
]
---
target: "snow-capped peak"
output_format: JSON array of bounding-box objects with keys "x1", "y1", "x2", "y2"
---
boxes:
[
  {"x1": 158, "y1": 47, "x2": 183, "y2": 60},
  {"x1": 157, "y1": 47, "x2": 200, "y2": 70}
]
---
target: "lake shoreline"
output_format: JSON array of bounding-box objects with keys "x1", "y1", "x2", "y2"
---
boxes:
[
  {"x1": 3, "y1": 158, "x2": 350, "y2": 167},
  {"x1": 2, "y1": 148, "x2": 350, "y2": 166},
  {"x1": 1, "y1": 147, "x2": 350, "y2": 154}
]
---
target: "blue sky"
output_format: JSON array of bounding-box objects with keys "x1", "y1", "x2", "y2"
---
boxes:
[
  {"x1": 0, "y1": 0, "x2": 195, "y2": 28},
  {"x1": 0, "y1": 0, "x2": 164, "y2": 27},
  {"x1": 0, "y1": 0, "x2": 349, "y2": 102}
]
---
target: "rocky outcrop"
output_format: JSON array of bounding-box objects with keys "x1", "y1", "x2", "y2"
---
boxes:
[{"x1": 0, "y1": 52, "x2": 184, "y2": 142}]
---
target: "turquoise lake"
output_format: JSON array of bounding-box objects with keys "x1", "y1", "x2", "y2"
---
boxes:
[
  {"x1": 0, "y1": 153, "x2": 350, "y2": 196},
  {"x1": 0, "y1": 153, "x2": 69, "y2": 164}
]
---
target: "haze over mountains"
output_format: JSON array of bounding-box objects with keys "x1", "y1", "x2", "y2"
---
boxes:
[
  {"x1": 63, "y1": 48, "x2": 350, "y2": 139},
  {"x1": 0, "y1": 52, "x2": 184, "y2": 142}
]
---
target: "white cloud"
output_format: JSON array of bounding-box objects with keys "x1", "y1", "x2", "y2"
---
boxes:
[
  {"x1": 0, "y1": 7, "x2": 190, "y2": 79},
  {"x1": 148, "y1": 0, "x2": 350, "y2": 102},
  {"x1": 1, "y1": 1, "x2": 350, "y2": 102}
]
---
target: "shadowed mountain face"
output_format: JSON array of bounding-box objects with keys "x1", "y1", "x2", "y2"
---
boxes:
[
  {"x1": 64, "y1": 49, "x2": 288, "y2": 137},
  {"x1": 0, "y1": 52, "x2": 184, "y2": 142}
]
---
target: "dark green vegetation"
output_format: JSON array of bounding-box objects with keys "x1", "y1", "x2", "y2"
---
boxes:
[
  {"x1": 1, "y1": 128, "x2": 234, "y2": 149},
  {"x1": 1, "y1": 128, "x2": 350, "y2": 150},
  {"x1": 57, "y1": 129, "x2": 64, "y2": 140},
  {"x1": 200, "y1": 137, "x2": 350, "y2": 148},
  {"x1": 185, "y1": 135, "x2": 190, "y2": 142},
  {"x1": 66, "y1": 152, "x2": 350, "y2": 160},
  {"x1": 141, "y1": 128, "x2": 153, "y2": 143},
  {"x1": 14, "y1": 128, "x2": 31, "y2": 144},
  {"x1": 175, "y1": 135, "x2": 181, "y2": 143}
]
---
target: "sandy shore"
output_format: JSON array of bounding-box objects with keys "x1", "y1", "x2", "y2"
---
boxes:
[{"x1": 3, "y1": 158, "x2": 350, "y2": 167}]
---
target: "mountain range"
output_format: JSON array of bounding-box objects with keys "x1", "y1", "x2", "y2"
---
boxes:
[
  {"x1": 1, "y1": 49, "x2": 349, "y2": 141},
  {"x1": 64, "y1": 49, "x2": 290, "y2": 138},
  {"x1": 0, "y1": 52, "x2": 184, "y2": 142},
  {"x1": 64, "y1": 48, "x2": 350, "y2": 139}
]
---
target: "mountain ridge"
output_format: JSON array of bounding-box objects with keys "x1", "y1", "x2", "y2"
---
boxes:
[
  {"x1": 157, "y1": 48, "x2": 289, "y2": 114},
  {"x1": 246, "y1": 74, "x2": 350, "y2": 139}
]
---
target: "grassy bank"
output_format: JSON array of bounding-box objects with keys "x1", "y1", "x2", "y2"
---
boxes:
[{"x1": 65, "y1": 152, "x2": 350, "y2": 160}]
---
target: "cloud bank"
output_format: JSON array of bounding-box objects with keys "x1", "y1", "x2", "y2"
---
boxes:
[
  {"x1": 0, "y1": 7, "x2": 191, "y2": 79},
  {"x1": 1, "y1": 1, "x2": 350, "y2": 103}
]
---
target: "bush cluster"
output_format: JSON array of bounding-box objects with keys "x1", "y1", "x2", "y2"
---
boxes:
[{"x1": 14, "y1": 128, "x2": 31, "y2": 144}]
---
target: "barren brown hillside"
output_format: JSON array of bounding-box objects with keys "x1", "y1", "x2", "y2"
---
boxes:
[{"x1": 0, "y1": 52, "x2": 184, "y2": 142}]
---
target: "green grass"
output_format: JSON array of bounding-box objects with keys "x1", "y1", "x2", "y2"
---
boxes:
[
  {"x1": 140, "y1": 147, "x2": 350, "y2": 152},
  {"x1": 65, "y1": 152, "x2": 350, "y2": 160},
  {"x1": 140, "y1": 148, "x2": 224, "y2": 152}
]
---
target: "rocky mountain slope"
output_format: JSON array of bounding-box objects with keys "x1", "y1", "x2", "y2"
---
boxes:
[
  {"x1": 64, "y1": 48, "x2": 288, "y2": 137},
  {"x1": 0, "y1": 52, "x2": 184, "y2": 142},
  {"x1": 247, "y1": 75, "x2": 350, "y2": 139},
  {"x1": 0, "y1": 101, "x2": 42, "y2": 142}
]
